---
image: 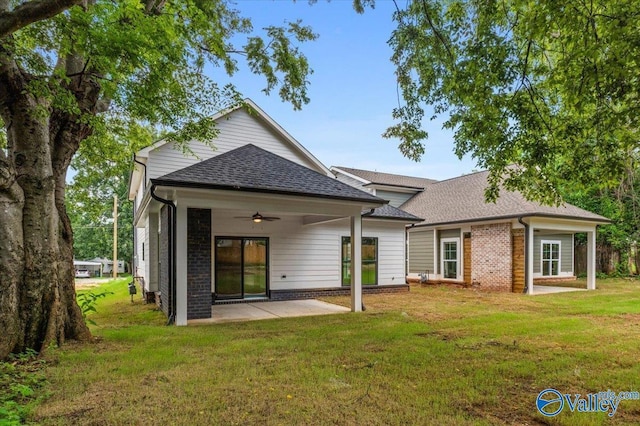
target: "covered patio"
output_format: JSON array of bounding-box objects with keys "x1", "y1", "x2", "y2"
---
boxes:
[
  {"x1": 531, "y1": 285, "x2": 587, "y2": 295},
  {"x1": 523, "y1": 217, "x2": 600, "y2": 295},
  {"x1": 188, "y1": 299, "x2": 350, "y2": 324},
  {"x1": 132, "y1": 144, "x2": 416, "y2": 325}
]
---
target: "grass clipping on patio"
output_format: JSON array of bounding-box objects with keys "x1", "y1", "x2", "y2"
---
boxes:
[{"x1": 30, "y1": 278, "x2": 640, "y2": 425}]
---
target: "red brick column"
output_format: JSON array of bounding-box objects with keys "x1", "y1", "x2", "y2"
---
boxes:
[{"x1": 470, "y1": 222, "x2": 513, "y2": 291}]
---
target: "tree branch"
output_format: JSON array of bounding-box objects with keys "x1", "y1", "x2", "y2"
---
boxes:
[
  {"x1": 0, "y1": 0, "x2": 83, "y2": 39},
  {"x1": 420, "y1": 0, "x2": 453, "y2": 61}
]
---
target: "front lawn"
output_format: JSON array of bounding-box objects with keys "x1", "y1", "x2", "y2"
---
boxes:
[{"x1": 28, "y1": 278, "x2": 640, "y2": 425}]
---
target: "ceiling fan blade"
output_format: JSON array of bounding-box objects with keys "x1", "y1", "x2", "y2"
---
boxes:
[{"x1": 262, "y1": 217, "x2": 281, "y2": 221}]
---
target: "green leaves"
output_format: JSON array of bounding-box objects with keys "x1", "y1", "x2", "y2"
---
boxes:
[
  {"x1": 67, "y1": 118, "x2": 153, "y2": 263},
  {"x1": 245, "y1": 20, "x2": 317, "y2": 110},
  {"x1": 382, "y1": 0, "x2": 640, "y2": 204},
  {"x1": 77, "y1": 290, "x2": 113, "y2": 326},
  {"x1": 6, "y1": 0, "x2": 317, "y2": 153}
]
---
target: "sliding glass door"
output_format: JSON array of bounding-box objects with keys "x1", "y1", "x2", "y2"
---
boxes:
[{"x1": 215, "y1": 237, "x2": 268, "y2": 300}]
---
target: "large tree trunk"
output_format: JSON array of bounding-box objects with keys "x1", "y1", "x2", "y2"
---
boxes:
[
  {"x1": 0, "y1": 157, "x2": 24, "y2": 356},
  {"x1": 0, "y1": 46, "x2": 92, "y2": 360}
]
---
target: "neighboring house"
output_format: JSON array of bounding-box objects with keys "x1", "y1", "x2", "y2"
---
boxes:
[
  {"x1": 128, "y1": 100, "x2": 422, "y2": 325},
  {"x1": 91, "y1": 258, "x2": 126, "y2": 275},
  {"x1": 332, "y1": 167, "x2": 610, "y2": 294},
  {"x1": 73, "y1": 260, "x2": 103, "y2": 277}
]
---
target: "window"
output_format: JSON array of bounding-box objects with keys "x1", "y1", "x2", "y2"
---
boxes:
[
  {"x1": 440, "y1": 238, "x2": 459, "y2": 279},
  {"x1": 541, "y1": 240, "x2": 560, "y2": 276},
  {"x1": 342, "y1": 237, "x2": 377, "y2": 286},
  {"x1": 142, "y1": 243, "x2": 145, "y2": 261}
]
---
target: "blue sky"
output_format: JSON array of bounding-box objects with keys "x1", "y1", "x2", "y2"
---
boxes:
[{"x1": 219, "y1": 0, "x2": 478, "y2": 180}]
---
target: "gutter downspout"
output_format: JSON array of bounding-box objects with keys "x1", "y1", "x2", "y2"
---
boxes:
[
  {"x1": 518, "y1": 217, "x2": 529, "y2": 294},
  {"x1": 133, "y1": 155, "x2": 147, "y2": 187},
  {"x1": 150, "y1": 184, "x2": 177, "y2": 325}
]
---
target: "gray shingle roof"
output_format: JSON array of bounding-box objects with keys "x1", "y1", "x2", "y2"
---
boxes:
[
  {"x1": 334, "y1": 166, "x2": 437, "y2": 189},
  {"x1": 152, "y1": 144, "x2": 385, "y2": 204},
  {"x1": 400, "y1": 170, "x2": 610, "y2": 226},
  {"x1": 363, "y1": 204, "x2": 423, "y2": 221}
]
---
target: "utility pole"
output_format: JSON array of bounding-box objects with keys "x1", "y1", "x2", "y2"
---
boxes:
[{"x1": 113, "y1": 194, "x2": 118, "y2": 279}]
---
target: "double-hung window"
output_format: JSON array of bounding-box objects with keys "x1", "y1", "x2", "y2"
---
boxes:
[
  {"x1": 541, "y1": 240, "x2": 561, "y2": 276},
  {"x1": 440, "y1": 237, "x2": 460, "y2": 279}
]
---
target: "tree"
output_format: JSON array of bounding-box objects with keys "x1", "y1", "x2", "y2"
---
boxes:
[
  {"x1": 0, "y1": 0, "x2": 316, "y2": 359},
  {"x1": 67, "y1": 123, "x2": 153, "y2": 267},
  {"x1": 375, "y1": 0, "x2": 640, "y2": 204},
  {"x1": 563, "y1": 168, "x2": 640, "y2": 274}
]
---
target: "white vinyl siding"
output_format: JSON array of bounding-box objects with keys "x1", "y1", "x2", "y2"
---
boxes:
[
  {"x1": 146, "y1": 213, "x2": 159, "y2": 292},
  {"x1": 146, "y1": 109, "x2": 325, "y2": 181},
  {"x1": 533, "y1": 234, "x2": 573, "y2": 274},
  {"x1": 375, "y1": 190, "x2": 415, "y2": 208},
  {"x1": 136, "y1": 226, "x2": 145, "y2": 282},
  {"x1": 211, "y1": 215, "x2": 406, "y2": 290},
  {"x1": 408, "y1": 229, "x2": 435, "y2": 274}
]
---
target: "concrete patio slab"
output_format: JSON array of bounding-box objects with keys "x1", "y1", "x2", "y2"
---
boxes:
[
  {"x1": 532, "y1": 285, "x2": 587, "y2": 295},
  {"x1": 188, "y1": 299, "x2": 350, "y2": 324}
]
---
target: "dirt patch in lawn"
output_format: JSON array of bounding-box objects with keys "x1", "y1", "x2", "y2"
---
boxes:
[{"x1": 74, "y1": 278, "x2": 113, "y2": 290}]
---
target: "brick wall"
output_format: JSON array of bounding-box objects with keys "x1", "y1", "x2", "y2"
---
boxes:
[
  {"x1": 269, "y1": 284, "x2": 409, "y2": 301},
  {"x1": 159, "y1": 205, "x2": 170, "y2": 317},
  {"x1": 470, "y1": 222, "x2": 513, "y2": 291},
  {"x1": 187, "y1": 208, "x2": 212, "y2": 320},
  {"x1": 512, "y1": 229, "x2": 525, "y2": 293}
]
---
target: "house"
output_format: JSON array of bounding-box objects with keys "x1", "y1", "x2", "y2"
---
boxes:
[
  {"x1": 128, "y1": 100, "x2": 422, "y2": 325},
  {"x1": 73, "y1": 260, "x2": 103, "y2": 277},
  {"x1": 90, "y1": 258, "x2": 126, "y2": 275},
  {"x1": 331, "y1": 167, "x2": 610, "y2": 294}
]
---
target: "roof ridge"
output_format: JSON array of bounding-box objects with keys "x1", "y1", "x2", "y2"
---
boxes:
[
  {"x1": 152, "y1": 144, "x2": 389, "y2": 205},
  {"x1": 334, "y1": 166, "x2": 435, "y2": 181},
  {"x1": 426, "y1": 169, "x2": 488, "y2": 185}
]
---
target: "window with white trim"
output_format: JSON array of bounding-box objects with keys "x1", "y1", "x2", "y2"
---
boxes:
[
  {"x1": 541, "y1": 240, "x2": 561, "y2": 276},
  {"x1": 441, "y1": 237, "x2": 460, "y2": 279}
]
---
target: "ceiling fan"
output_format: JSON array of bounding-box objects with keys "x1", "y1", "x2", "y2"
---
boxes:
[{"x1": 234, "y1": 212, "x2": 281, "y2": 223}]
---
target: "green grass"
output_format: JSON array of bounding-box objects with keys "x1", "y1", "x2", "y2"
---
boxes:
[{"x1": 26, "y1": 278, "x2": 640, "y2": 425}]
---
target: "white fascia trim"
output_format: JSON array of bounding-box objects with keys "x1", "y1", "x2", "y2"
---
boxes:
[
  {"x1": 133, "y1": 188, "x2": 153, "y2": 228},
  {"x1": 366, "y1": 184, "x2": 423, "y2": 193},
  {"x1": 330, "y1": 167, "x2": 371, "y2": 185},
  {"x1": 128, "y1": 160, "x2": 145, "y2": 201}
]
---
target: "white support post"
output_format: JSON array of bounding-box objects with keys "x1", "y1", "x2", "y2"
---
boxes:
[
  {"x1": 175, "y1": 203, "x2": 188, "y2": 325},
  {"x1": 587, "y1": 230, "x2": 596, "y2": 290},
  {"x1": 526, "y1": 224, "x2": 534, "y2": 295},
  {"x1": 350, "y1": 214, "x2": 362, "y2": 312}
]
